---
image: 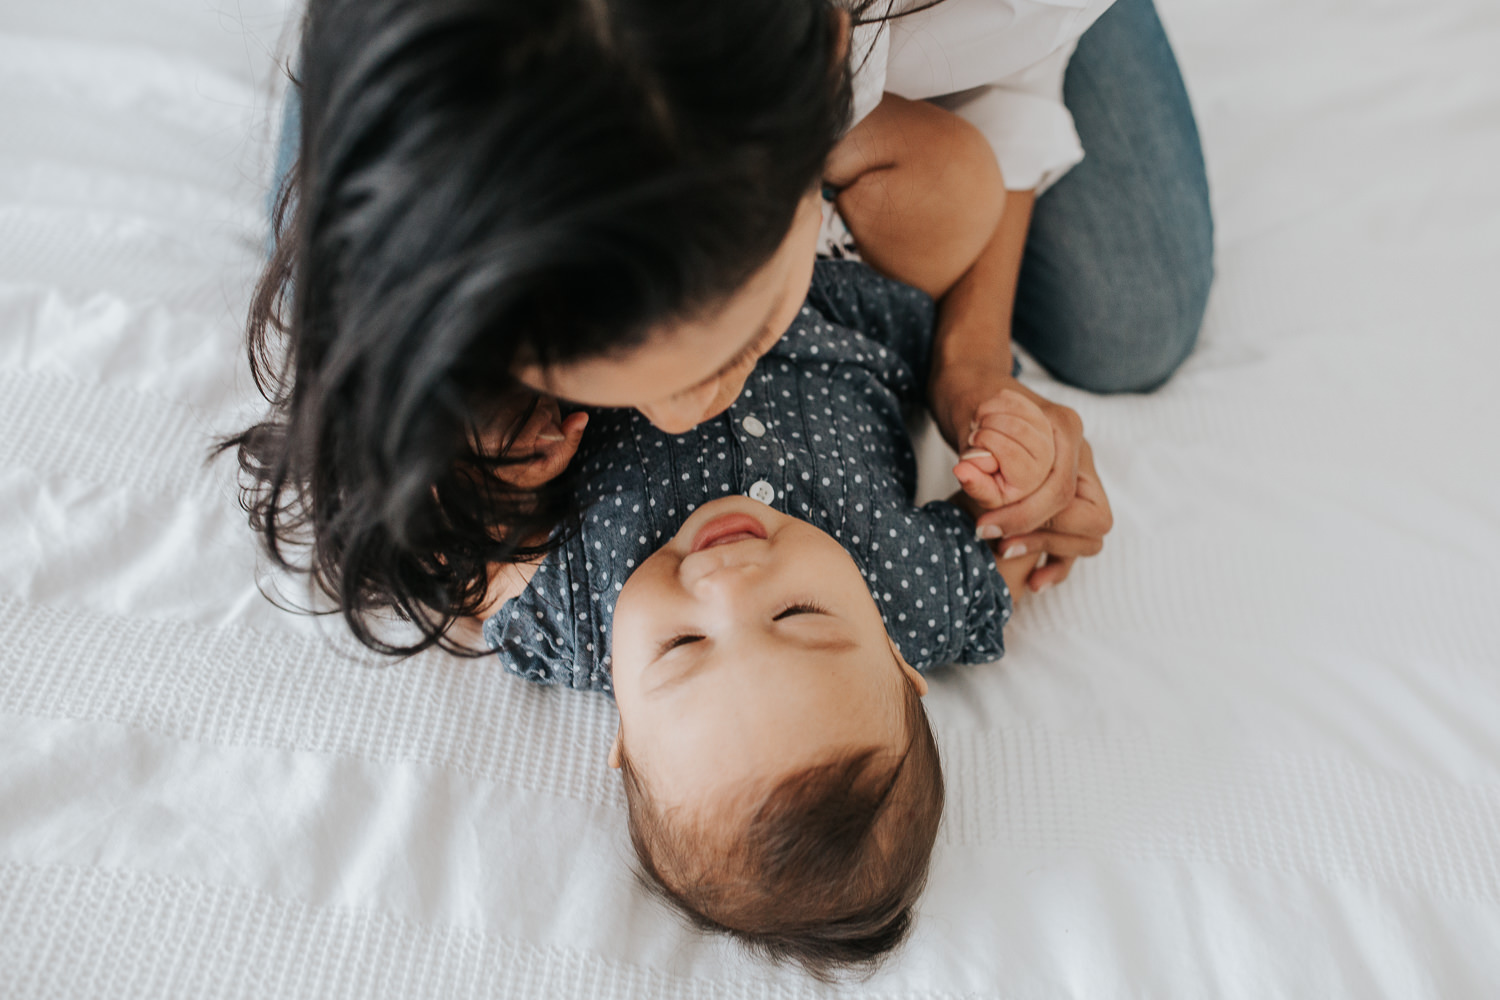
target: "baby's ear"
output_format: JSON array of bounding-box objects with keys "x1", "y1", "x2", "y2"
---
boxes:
[
  {"x1": 890, "y1": 638, "x2": 929, "y2": 697},
  {"x1": 607, "y1": 727, "x2": 624, "y2": 769}
]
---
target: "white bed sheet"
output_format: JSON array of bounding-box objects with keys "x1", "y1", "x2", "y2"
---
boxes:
[{"x1": 2, "y1": 1, "x2": 1498, "y2": 996}]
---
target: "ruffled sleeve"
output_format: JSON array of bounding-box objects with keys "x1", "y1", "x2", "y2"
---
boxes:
[
  {"x1": 865, "y1": 499, "x2": 1013, "y2": 671},
  {"x1": 482, "y1": 529, "x2": 614, "y2": 693}
]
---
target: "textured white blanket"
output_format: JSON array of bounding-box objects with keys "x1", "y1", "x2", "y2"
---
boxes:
[{"x1": 3, "y1": 1, "x2": 1498, "y2": 996}]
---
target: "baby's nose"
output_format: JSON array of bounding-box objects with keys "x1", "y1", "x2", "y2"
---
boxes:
[{"x1": 681, "y1": 556, "x2": 762, "y2": 599}]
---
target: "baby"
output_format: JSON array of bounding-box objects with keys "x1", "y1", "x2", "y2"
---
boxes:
[{"x1": 484, "y1": 259, "x2": 1049, "y2": 973}]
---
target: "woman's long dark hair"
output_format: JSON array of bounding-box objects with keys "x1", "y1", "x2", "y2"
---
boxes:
[{"x1": 225, "y1": 0, "x2": 853, "y2": 654}]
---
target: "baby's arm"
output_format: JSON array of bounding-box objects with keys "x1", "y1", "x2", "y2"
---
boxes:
[
  {"x1": 944, "y1": 490, "x2": 1043, "y2": 601},
  {"x1": 824, "y1": 94, "x2": 1006, "y2": 300}
]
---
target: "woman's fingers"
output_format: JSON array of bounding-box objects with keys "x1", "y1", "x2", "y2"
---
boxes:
[
  {"x1": 1026, "y1": 554, "x2": 1076, "y2": 592},
  {"x1": 495, "y1": 409, "x2": 588, "y2": 488},
  {"x1": 559, "y1": 409, "x2": 589, "y2": 447},
  {"x1": 1068, "y1": 443, "x2": 1113, "y2": 536},
  {"x1": 995, "y1": 528, "x2": 1104, "y2": 562},
  {"x1": 999, "y1": 440, "x2": 1112, "y2": 594},
  {"x1": 972, "y1": 387, "x2": 1047, "y2": 429},
  {"x1": 532, "y1": 410, "x2": 588, "y2": 474},
  {"x1": 511, "y1": 394, "x2": 562, "y2": 449}
]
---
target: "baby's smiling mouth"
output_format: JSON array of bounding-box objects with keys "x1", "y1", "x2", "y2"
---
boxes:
[{"x1": 690, "y1": 512, "x2": 768, "y2": 553}]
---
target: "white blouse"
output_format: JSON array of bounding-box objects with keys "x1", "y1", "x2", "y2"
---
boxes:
[{"x1": 848, "y1": 0, "x2": 1116, "y2": 192}]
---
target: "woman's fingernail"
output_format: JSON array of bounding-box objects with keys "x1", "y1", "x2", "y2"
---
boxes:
[
  {"x1": 1001, "y1": 543, "x2": 1026, "y2": 559},
  {"x1": 536, "y1": 432, "x2": 566, "y2": 443},
  {"x1": 976, "y1": 525, "x2": 1002, "y2": 541},
  {"x1": 959, "y1": 449, "x2": 988, "y2": 462}
]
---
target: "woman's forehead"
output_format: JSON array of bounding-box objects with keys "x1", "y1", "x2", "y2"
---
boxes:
[
  {"x1": 511, "y1": 193, "x2": 818, "y2": 408},
  {"x1": 512, "y1": 309, "x2": 769, "y2": 407}
]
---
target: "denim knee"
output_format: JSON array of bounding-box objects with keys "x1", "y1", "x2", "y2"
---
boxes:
[
  {"x1": 1013, "y1": 0, "x2": 1215, "y2": 395},
  {"x1": 1024, "y1": 255, "x2": 1212, "y2": 395}
]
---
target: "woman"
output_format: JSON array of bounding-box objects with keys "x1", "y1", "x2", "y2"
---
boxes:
[{"x1": 241, "y1": 0, "x2": 1208, "y2": 652}]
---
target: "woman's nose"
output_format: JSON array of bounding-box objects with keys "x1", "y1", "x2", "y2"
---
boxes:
[{"x1": 637, "y1": 380, "x2": 720, "y2": 435}]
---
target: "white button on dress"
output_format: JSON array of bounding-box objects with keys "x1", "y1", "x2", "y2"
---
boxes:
[
  {"x1": 741, "y1": 415, "x2": 766, "y2": 438},
  {"x1": 748, "y1": 480, "x2": 775, "y2": 505}
]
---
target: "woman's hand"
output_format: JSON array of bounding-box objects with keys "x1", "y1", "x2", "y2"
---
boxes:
[
  {"x1": 931, "y1": 360, "x2": 1112, "y2": 591},
  {"x1": 995, "y1": 438, "x2": 1112, "y2": 592},
  {"x1": 480, "y1": 392, "x2": 588, "y2": 490},
  {"x1": 453, "y1": 392, "x2": 588, "y2": 639}
]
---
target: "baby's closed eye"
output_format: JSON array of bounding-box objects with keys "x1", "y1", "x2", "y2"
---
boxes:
[
  {"x1": 773, "y1": 602, "x2": 830, "y2": 620},
  {"x1": 657, "y1": 633, "x2": 706, "y2": 658}
]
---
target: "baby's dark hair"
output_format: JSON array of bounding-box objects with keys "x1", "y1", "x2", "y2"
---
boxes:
[
  {"x1": 223, "y1": 0, "x2": 852, "y2": 653},
  {"x1": 618, "y1": 677, "x2": 944, "y2": 980}
]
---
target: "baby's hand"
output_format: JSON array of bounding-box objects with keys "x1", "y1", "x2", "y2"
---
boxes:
[
  {"x1": 951, "y1": 388, "x2": 1054, "y2": 509},
  {"x1": 481, "y1": 392, "x2": 588, "y2": 490}
]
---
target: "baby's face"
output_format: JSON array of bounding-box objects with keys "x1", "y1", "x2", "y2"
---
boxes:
[{"x1": 609, "y1": 496, "x2": 928, "y2": 816}]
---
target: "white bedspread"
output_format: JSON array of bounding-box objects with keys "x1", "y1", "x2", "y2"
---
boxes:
[{"x1": 3, "y1": 1, "x2": 1498, "y2": 995}]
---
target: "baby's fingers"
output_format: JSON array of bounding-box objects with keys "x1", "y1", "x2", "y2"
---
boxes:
[
  {"x1": 968, "y1": 427, "x2": 1049, "y2": 502},
  {"x1": 968, "y1": 411, "x2": 1054, "y2": 468},
  {"x1": 954, "y1": 453, "x2": 1005, "y2": 508},
  {"x1": 955, "y1": 448, "x2": 999, "y2": 475},
  {"x1": 973, "y1": 387, "x2": 1046, "y2": 426}
]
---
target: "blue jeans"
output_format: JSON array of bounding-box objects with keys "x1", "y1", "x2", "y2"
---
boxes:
[
  {"x1": 1016, "y1": 0, "x2": 1214, "y2": 393},
  {"x1": 268, "y1": 0, "x2": 1212, "y2": 394},
  {"x1": 267, "y1": 86, "x2": 299, "y2": 227}
]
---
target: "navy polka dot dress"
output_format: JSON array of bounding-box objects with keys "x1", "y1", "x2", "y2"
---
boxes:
[{"x1": 483, "y1": 261, "x2": 1013, "y2": 693}]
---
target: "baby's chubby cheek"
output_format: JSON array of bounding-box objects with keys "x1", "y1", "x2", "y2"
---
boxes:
[{"x1": 606, "y1": 548, "x2": 679, "y2": 698}]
